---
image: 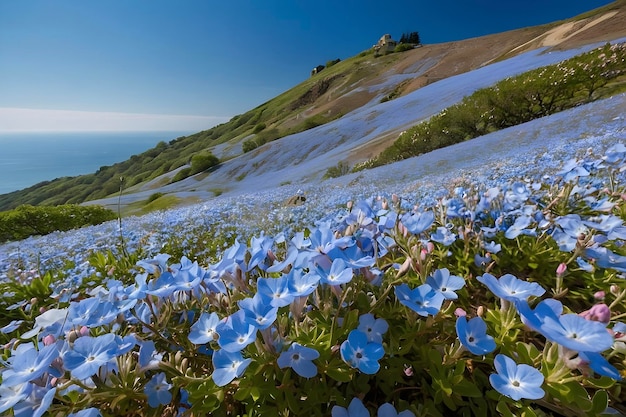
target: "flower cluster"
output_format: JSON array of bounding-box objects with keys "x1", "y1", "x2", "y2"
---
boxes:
[{"x1": 0, "y1": 141, "x2": 625, "y2": 415}]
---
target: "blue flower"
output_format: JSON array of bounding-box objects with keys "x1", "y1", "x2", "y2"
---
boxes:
[
  {"x1": 477, "y1": 273, "x2": 545, "y2": 302},
  {"x1": 489, "y1": 354, "x2": 545, "y2": 401},
  {"x1": 215, "y1": 310, "x2": 257, "y2": 352},
  {"x1": 144, "y1": 372, "x2": 172, "y2": 407},
  {"x1": 425, "y1": 268, "x2": 465, "y2": 300},
  {"x1": 211, "y1": 349, "x2": 252, "y2": 387},
  {"x1": 1, "y1": 343, "x2": 59, "y2": 387},
  {"x1": 13, "y1": 385, "x2": 56, "y2": 417},
  {"x1": 68, "y1": 408, "x2": 103, "y2": 417},
  {"x1": 577, "y1": 351, "x2": 622, "y2": 380},
  {"x1": 377, "y1": 402, "x2": 416, "y2": 417},
  {"x1": 63, "y1": 333, "x2": 119, "y2": 380},
  {"x1": 189, "y1": 311, "x2": 220, "y2": 344},
  {"x1": 318, "y1": 258, "x2": 354, "y2": 286},
  {"x1": 332, "y1": 397, "x2": 369, "y2": 417},
  {"x1": 239, "y1": 293, "x2": 278, "y2": 330},
  {"x1": 340, "y1": 330, "x2": 384, "y2": 374},
  {"x1": 138, "y1": 340, "x2": 162, "y2": 370},
  {"x1": 277, "y1": 342, "x2": 319, "y2": 378},
  {"x1": 504, "y1": 215, "x2": 534, "y2": 239},
  {"x1": 395, "y1": 283, "x2": 445, "y2": 317},
  {"x1": 430, "y1": 226, "x2": 457, "y2": 246},
  {"x1": 483, "y1": 241, "x2": 501, "y2": 254},
  {"x1": 0, "y1": 320, "x2": 23, "y2": 334},
  {"x1": 357, "y1": 313, "x2": 388, "y2": 344},
  {"x1": 400, "y1": 211, "x2": 435, "y2": 235},
  {"x1": 287, "y1": 269, "x2": 320, "y2": 297},
  {"x1": 540, "y1": 313, "x2": 614, "y2": 353},
  {"x1": 455, "y1": 316, "x2": 496, "y2": 355},
  {"x1": 257, "y1": 275, "x2": 295, "y2": 307},
  {"x1": 0, "y1": 383, "x2": 31, "y2": 414}
]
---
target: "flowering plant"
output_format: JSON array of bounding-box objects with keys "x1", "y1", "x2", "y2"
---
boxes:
[{"x1": 1, "y1": 143, "x2": 626, "y2": 416}]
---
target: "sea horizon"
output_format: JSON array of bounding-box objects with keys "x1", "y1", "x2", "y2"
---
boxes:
[{"x1": 0, "y1": 131, "x2": 193, "y2": 196}]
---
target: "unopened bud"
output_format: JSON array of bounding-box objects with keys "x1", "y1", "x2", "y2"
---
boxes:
[
  {"x1": 454, "y1": 308, "x2": 467, "y2": 317},
  {"x1": 42, "y1": 335, "x2": 56, "y2": 346},
  {"x1": 476, "y1": 306, "x2": 485, "y2": 318},
  {"x1": 556, "y1": 263, "x2": 567, "y2": 277},
  {"x1": 594, "y1": 290, "x2": 605, "y2": 301},
  {"x1": 611, "y1": 285, "x2": 620, "y2": 295},
  {"x1": 579, "y1": 303, "x2": 611, "y2": 324}
]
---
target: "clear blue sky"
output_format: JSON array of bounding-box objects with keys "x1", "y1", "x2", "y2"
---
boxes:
[{"x1": 0, "y1": 0, "x2": 616, "y2": 132}]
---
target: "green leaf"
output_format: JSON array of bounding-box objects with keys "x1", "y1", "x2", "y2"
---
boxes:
[
  {"x1": 591, "y1": 390, "x2": 608, "y2": 415},
  {"x1": 325, "y1": 366, "x2": 352, "y2": 383},
  {"x1": 496, "y1": 400, "x2": 516, "y2": 417},
  {"x1": 453, "y1": 380, "x2": 483, "y2": 398}
]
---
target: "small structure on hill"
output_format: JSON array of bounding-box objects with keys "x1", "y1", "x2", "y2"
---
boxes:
[
  {"x1": 374, "y1": 34, "x2": 397, "y2": 54},
  {"x1": 311, "y1": 65, "x2": 325, "y2": 76}
]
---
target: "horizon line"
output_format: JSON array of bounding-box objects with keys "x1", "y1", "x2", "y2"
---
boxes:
[{"x1": 0, "y1": 107, "x2": 231, "y2": 133}]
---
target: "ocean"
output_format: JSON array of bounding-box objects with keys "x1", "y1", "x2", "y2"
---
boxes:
[{"x1": 0, "y1": 131, "x2": 191, "y2": 195}]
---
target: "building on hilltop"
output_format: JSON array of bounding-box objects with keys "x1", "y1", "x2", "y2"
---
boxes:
[
  {"x1": 374, "y1": 34, "x2": 397, "y2": 54},
  {"x1": 311, "y1": 65, "x2": 325, "y2": 76}
]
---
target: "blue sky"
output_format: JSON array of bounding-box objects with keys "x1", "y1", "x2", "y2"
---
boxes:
[{"x1": 0, "y1": 0, "x2": 615, "y2": 132}]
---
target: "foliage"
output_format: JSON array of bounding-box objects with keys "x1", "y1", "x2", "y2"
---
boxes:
[
  {"x1": 189, "y1": 152, "x2": 220, "y2": 175},
  {"x1": 326, "y1": 58, "x2": 341, "y2": 68},
  {"x1": 394, "y1": 43, "x2": 415, "y2": 53},
  {"x1": 357, "y1": 42, "x2": 626, "y2": 171},
  {"x1": 170, "y1": 167, "x2": 192, "y2": 184},
  {"x1": 399, "y1": 32, "x2": 420, "y2": 45},
  {"x1": 1, "y1": 143, "x2": 626, "y2": 416},
  {"x1": 323, "y1": 160, "x2": 352, "y2": 179},
  {"x1": 147, "y1": 193, "x2": 165, "y2": 204},
  {"x1": 242, "y1": 128, "x2": 282, "y2": 153},
  {"x1": 0, "y1": 204, "x2": 117, "y2": 242}
]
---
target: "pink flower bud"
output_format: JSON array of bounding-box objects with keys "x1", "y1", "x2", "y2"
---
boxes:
[
  {"x1": 556, "y1": 263, "x2": 567, "y2": 276},
  {"x1": 579, "y1": 303, "x2": 611, "y2": 324},
  {"x1": 404, "y1": 364, "x2": 414, "y2": 377},
  {"x1": 42, "y1": 335, "x2": 56, "y2": 346},
  {"x1": 594, "y1": 291, "x2": 606, "y2": 300},
  {"x1": 454, "y1": 308, "x2": 467, "y2": 317}
]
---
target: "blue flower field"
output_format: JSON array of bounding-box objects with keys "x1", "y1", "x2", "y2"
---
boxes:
[{"x1": 1, "y1": 48, "x2": 626, "y2": 416}]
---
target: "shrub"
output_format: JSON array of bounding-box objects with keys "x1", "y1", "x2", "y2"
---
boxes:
[
  {"x1": 361, "y1": 42, "x2": 626, "y2": 170},
  {"x1": 0, "y1": 204, "x2": 117, "y2": 242},
  {"x1": 146, "y1": 192, "x2": 164, "y2": 204},
  {"x1": 171, "y1": 167, "x2": 192, "y2": 183},
  {"x1": 323, "y1": 160, "x2": 352, "y2": 178},
  {"x1": 252, "y1": 123, "x2": 266, "y2": 134},
  {"x1": 394, "y1": 43, "x2": 414, "y2": 53},
  {"x1": 190, "y1": 152, "x2": 220, "y2": 175}
]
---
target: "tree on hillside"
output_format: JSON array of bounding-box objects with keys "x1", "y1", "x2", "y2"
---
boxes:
[{"x1": 400, "y1": 31, "x2": 420, "y2": 45}]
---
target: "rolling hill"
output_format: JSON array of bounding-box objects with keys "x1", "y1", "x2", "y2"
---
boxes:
[{"x1": 1, "y1": 0, "x2": 626, "y2": 213}]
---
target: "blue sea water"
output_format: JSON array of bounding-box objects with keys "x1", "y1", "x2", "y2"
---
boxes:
[{"x1": 0, "y1": 131, "x2": 191, "y2": 195}]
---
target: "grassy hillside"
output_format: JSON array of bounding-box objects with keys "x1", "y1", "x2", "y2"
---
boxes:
[
  {"x1": 0, "y1": 0, "x2": 624, "y2": 212},
  {"x1": 0, "y1": 49, "x2": 402, "y2": 211}
]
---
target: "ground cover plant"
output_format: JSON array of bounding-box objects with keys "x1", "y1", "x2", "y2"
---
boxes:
[{"x1": 1, "y1": 139, "x2": 625, "y2": 416}]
